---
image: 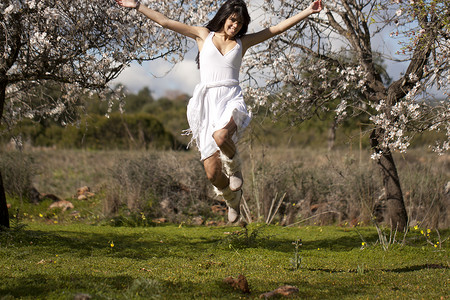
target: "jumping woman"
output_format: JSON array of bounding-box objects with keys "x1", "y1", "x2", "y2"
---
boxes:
[{"x1": 116, "y1": 0, "x2": 323, "y2": 223}]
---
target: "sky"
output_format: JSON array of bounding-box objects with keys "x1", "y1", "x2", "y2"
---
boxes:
[
  {"x1": 111, "y1": 3, "x2": 412, "y2": 100},
  {"x1": 112, "y1": 53, "x2": 200, "y2": 99}
]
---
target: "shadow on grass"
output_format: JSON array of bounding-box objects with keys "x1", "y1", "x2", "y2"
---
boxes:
[
  {"x1": 236, "y1": 230, "x2": 381, "y2": 253},
  {"x1": 0, "y1": 274, "x2": 135, "y2": 299},
  {"x1": 1, "y1": 224, "x2": 383, "y2": 262},
  {"x1": 12, "y1": 229, "x2": 224, "y2": 260},
  {"x1": 222, "y1": 277, "x2": 372, "y2": 300},
  {"x1": 0, "y1": 274, "x2": 369, "y2": 300},
  {"x1": 385, "y1": 264, "x2": 449, "y2": 273}
]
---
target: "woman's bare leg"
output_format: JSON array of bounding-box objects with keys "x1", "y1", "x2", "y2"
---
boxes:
[
  {"x1": 203, "y1": 151, "x2": 228, "y2": 189},
  {"x1": 213, "y1": 118, "x2": 243, "y2": 191},
  {"x1": 203, "y1": 150, "x2": 241, "y2": 223},
  {"x1": 212, "y1": 118, "x2": 237, "y2": 159}
]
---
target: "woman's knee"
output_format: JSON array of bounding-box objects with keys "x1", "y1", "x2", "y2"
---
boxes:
[
  {"x1": 213, "y1": 129, "x2": 228, "y2": 148},
  {"x1": 214, "y1": 118, "x2": 237, "y2": 148},
  {"x1": 203, "y1": 154, "x2": 221, "y2": 183},
  {"x1": 205, "y1": 166, "x2": 220, "y2": 183}
]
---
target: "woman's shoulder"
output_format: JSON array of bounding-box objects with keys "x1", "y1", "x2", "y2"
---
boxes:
[
  {"x1": 196, "y1": 28, "x2": 212, "y2": 52},
  {"x1": 196, "y1": 27, "x2": 211, "y2": 40}
]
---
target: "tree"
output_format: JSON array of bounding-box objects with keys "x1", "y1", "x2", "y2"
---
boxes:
[
  {"x1": 242, "y1": 0, "x2": 449, "y2": 230},
  {"x1": 0, "y1": 0, "x2": 219, "y2": 228}
]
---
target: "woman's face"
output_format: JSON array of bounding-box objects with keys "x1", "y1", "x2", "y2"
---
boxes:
[{"x1": 223, "y1": 13, "x2": 243, "y2": 37}]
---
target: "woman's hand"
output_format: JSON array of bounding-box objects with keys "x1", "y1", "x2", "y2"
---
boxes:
[
  {"x1": 309, "y1": 0, "x2": 323, "y2": 14},
  {"x1": 115, "y1": 0, "x2": 138, "y2": 8}
]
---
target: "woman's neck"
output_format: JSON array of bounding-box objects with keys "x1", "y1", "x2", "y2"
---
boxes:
[{"x1": 214, "y1": 31, "x2": 235, "y2": 41}]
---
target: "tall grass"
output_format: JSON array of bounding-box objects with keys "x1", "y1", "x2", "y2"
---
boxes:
[
  {"x1": 104, "y1": 152, "x2": 215, "y2": 223},
  {"x1": 0, "y1": 151, "x2": 36, "y2": 202},
  {"x1": 240, "y1": 146, "x2": 448, "y2": 228},
  {"x1": 1, "y1": 146, "x2": 448, "y2": 228}
]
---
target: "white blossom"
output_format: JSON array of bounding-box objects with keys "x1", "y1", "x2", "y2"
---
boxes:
[
  {"x1": 0, "y1": 0, "x2": 448, "y2": 158},
  {"x1": 4, "y1": 5, "x2": 14, "y2": 14}
]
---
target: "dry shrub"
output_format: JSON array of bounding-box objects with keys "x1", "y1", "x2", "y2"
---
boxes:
[
  {"x1": 246, "y1": 155, "x2": 381, "y2": 226},
  {"x1": 0, "y1": 151, "x2": 36, "y2": 202},
  {"x1": 243, "y1": 148, "x2": 448, "y2": 228},
  {"x1": 325, "y1": 158, "x2": 380, "y2": 226},
  {"x1": 103, "y1": 152, "x2": 214, "y2": 222},
  {"x1": 399, "y1": 162, "x2": 449, "y2": 229}
]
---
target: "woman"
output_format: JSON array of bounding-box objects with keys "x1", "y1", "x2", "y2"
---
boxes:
[{"x1": 116, "y1": 0, "x2": 323, "y2": 223}]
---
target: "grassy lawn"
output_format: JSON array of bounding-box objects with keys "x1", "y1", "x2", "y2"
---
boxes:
[{"x1": 0, "y1": 223, "x2": 448, "y2": 299}]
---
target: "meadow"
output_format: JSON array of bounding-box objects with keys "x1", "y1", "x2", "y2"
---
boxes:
[
  {"x1": 2, "y1": 145, "x2": 448, "y2": 228},
  {"x1": 0, "y1": 147, "x2": 449, "y2": 299},
  {"x1": 0, "y1": 223, "x2": 448, "y2": 299}
]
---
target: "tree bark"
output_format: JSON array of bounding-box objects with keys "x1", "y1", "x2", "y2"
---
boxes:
[
  {"x1": 370, "y1": 129, "x2": 408, "y2": 231},
  {"x1": 0, "y1": 79, "x2": 10, "y2": 229}
]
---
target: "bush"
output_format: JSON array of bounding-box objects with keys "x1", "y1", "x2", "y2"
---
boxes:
[
  {"x1": 2, "y1": 113, "x2": 186, "y2": 150},
  {"x1": 242, "y1": 148, "x2": 448, "y2": 228},
  {"x1": 0, "y1": 151, "x2": 36, "y2": 202},
  {"x1": 246, "y1": 157, "x2": 380, "y2": 226},
  {"x1": 103, "y1": 152, "x2": 215, "y2": 223},
  {"x1": 399, "y1": 162, "x2": 449, "y2": 229}
]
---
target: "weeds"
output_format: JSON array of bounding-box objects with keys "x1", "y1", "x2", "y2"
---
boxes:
[
  {"x1": 357, "y1": 263, "x2": 365, "y2": 275},
  {"x1": 0, "y1": 151, "x2": 36, "y2": 202},
  {"x1": 104, "y1": 152, "x2": 213, "y2": 223},
  {"x1": 106, "y1": 210, "x2": 152, "y2": 227},
  {"x1": 0, "y1": 210, "x2": 28, "y2": 247},
  {"x1": 413, "y1": 225, "x2": 449, "y2": 250},
  {"x1": 290, "y1": 239, "x2": 303, "y2": 270},
  {"x1": 355, "y1": 220, "x2": 449, "y2": 252},
  {"x1": 373, "y1": 222, "x2": 402, "y2": 251},
  {"x1": 123, "y1": 278, "x2": 162, "y2": 299},
  {"x1": 2, "y1": 148, "x2": 448, "y2": 228},
  {"x1": 221, "y1": 223, "x2": 267, "y2": 249}
]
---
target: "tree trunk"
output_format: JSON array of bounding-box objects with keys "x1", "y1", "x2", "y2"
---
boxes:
[
  {"x1": 0, "y1": 79, "x2": 10, "y2": 229},
  {"x1": 370, "y1": 129, "x2": 408, "y2": 231}
]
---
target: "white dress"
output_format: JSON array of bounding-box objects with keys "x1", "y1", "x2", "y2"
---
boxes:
[{"x1": 185, "y1": 32, "x2": 251, "y2": 161}]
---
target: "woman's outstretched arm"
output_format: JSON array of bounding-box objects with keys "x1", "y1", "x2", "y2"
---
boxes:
[
  {"x1": 241, "y1": 0, "x2": 322, "y2": 53},
  {"x1": 115, "y1": 0, "x2": 208, "y2": 42}
]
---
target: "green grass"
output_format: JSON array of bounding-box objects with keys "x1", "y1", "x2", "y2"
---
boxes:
[{"x1": 1, "y1": 223, "x2": 448, "y2": 299}]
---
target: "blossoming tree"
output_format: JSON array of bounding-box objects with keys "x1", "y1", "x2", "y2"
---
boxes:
[
  {"x1": 242, "y1": 0, "x2": 449, "y2": 230},
  {"x1": 0, "y1": 0, "x2": 219, "y2": 228}
]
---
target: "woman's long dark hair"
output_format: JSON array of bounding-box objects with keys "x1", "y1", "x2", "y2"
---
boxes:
[{"x1": 196, "y1": 0, "x2": 251, "y2": 68}]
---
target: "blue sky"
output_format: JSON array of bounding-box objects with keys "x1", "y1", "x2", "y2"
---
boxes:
[{"x1": 111, "y1": 3, "x2": 413, "y2": 100}]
